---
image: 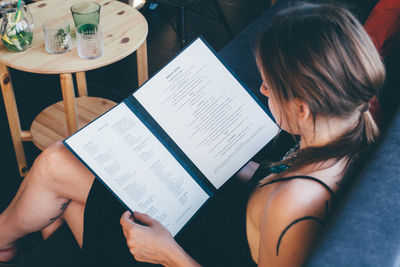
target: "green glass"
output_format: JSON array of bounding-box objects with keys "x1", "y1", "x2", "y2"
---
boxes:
[{"x1": 70, "y1": 1, "x2": 100, "y2": 27}]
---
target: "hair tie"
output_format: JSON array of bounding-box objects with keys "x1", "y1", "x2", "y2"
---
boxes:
[{"x1": 360, "y1": 103, "x2": 370, "y2": 113}]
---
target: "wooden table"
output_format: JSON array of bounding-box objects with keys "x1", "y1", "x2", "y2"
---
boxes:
[{"x1": 0, "y1": 0, "x2": 148, "y2": 176}]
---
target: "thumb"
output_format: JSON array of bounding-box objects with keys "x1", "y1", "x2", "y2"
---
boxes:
[
  {"x1": 120, "y1": 210, "x2": 135, "y2": 228},
  {"x1": 133, "y1": 211, "x2": 157, "y2": 226}
]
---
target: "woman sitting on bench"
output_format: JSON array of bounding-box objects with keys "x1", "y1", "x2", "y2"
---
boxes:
[{"x1": 0, "y1": 2, "x2": 385, "y2": 266}]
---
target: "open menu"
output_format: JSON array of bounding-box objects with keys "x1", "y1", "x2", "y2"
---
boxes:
[{"x1": 64, "y1": 38, "x2": 278, "y2": 236}]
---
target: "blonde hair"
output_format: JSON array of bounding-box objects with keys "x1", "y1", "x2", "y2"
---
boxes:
[{"x1": 256, "y1": 2, "x2": 385, "y2": 180}]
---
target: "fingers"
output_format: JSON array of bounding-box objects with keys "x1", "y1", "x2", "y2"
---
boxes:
[
  {"x1": 120, "y1": 211, "x2": 158, "y2": 232},
  {"x1": 120, "y1": 211, "x2": 135, "y2": 229},
  {"x1": 119, "y1": 210, "x2": 177, "y2": 265},
  {"x1": 133, "y1": 211, "x2": 157, "y2": 227}
]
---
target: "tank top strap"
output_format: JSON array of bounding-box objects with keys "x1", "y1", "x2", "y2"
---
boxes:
[
  {"x1": 259, "y1": 175, "x2": 334, "y2": 197},
  {"x1": 260, "y1": 175, "x2": 335, "y2": 256}
]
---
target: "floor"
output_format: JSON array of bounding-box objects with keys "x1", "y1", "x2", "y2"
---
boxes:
[{"x1": 0, "y1": 0, "x2": 268, "y2": 255}]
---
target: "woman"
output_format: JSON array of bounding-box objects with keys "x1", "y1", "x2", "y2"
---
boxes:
[{"x1": 0, "y1": 2, "x2": 385, "y2": 266}]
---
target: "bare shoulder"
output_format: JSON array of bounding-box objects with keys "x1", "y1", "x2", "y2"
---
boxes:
[
  {"x1": 265, "y1": 174, "x2": 331, "y2": 223},
  {"x1": 265, "y1": 159, "x2": 344, "y2": 209},
  {"x1": 255, "y1": 167, "x2": 340, "y2": 267}
]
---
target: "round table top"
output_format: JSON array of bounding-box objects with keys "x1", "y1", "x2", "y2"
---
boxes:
[{"x1": 0, "y1": 0, "x2": 148, "y2": 74}]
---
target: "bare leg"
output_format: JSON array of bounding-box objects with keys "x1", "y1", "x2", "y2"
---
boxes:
[
  {"x1": 62, "y1": 201, "x2": 85, "y2": 247},
  {"x1": 0, "y1": 141, "x2": 94, "y2": 261},
  {"x1": 41, "y1": 217, "x2": 65, "y2": 241},
  {"x1": 41, "y1": 201, "x2": 85, "y2": 247}
]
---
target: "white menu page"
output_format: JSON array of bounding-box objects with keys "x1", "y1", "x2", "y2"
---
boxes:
[
  {"x1": 134, "y1": 38, "x2": 278, "y2": 188},
  {"x1": 66, "y1": 103, "x2": 209, "y2": 236}
]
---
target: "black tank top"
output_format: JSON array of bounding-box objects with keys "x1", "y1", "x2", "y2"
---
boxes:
[{"x1": 82, "y1": 170, "x2": 334, "y2": 267}]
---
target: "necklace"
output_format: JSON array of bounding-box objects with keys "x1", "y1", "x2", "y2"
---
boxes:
[{"x1": 270, "y1": 142, "x2": 300, "y2": 174}]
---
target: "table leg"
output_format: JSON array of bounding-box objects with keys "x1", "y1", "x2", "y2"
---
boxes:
[
  {"x1": 76, "y1": 72, "x2": 88, "y2": 96},
  {"x1": 136, "y1": 40, "x2": 148, "y2": 87},
  {"x1": 60, "y1": 73, "x2": 78, "y2": 135},
  {"x1": 0, "y1": 63, "x2": 28, "y2": 177}
]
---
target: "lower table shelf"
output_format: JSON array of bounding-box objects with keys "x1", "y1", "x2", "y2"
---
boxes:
[{"x1": 31, "y1": 96, "x2": 116, "y2": 150}]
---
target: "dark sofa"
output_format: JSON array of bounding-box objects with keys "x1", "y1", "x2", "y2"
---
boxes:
[{"x1": 219, "y1": 0, "x2": 400, "y2": 266}]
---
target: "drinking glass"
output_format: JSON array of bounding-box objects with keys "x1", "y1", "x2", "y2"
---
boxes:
[
  {"x1": 70, "y1": 1, "x2": 101, "y2": 27},
  {"x1": 76, "y1": 23, "x2": 103, "y2": 59},
  {"x1": 43, "y1": 20, "x2": 72, "y2": 54}
]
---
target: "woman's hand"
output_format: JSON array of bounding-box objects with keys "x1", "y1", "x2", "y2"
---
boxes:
[{"x1": 120, "y1": 211, "x2": 178, "y2": 265}]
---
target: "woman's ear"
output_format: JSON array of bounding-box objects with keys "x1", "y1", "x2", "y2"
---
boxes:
[{"x1": 294, "y1": 98, "x2": 311, "y2": 121}]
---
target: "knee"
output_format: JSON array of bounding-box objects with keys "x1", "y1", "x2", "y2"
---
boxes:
[
  {"x1": 41, "y1": 141, "x2": 70, "y2": 167},
  {"x1": 32, "y1": 141, "x2": 71, "y2": 183}
]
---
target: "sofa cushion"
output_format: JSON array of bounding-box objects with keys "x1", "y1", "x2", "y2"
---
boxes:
[{"x1": 364, "y1": 0, "x2": 400, "y2": 55}]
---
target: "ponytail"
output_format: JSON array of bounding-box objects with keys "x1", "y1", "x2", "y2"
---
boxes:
[
  {"x1": 363, "y1": 110, "x2": 379, "y2": 144},
  {"x1": 260, "y1": 107, "x2": 380, "y2": 185}
]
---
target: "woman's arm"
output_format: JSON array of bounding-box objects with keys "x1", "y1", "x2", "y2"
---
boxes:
[{"x1": 120, "y1": 211, "x2": 201, "y2": 267}]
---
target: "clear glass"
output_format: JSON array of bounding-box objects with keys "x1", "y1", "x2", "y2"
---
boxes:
[
  {"x1": 70, "y1": 2, "x2": 100, "y2": 28},
  {"x1": 0, "y1": 1, "x2": 34, "y2": 52},
  {"x1": 43, "y1": 20, "x2": 72, "y2": 54},
  {"x1": 75, "y1": 23, "x2": 103, "y2": 59}
]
